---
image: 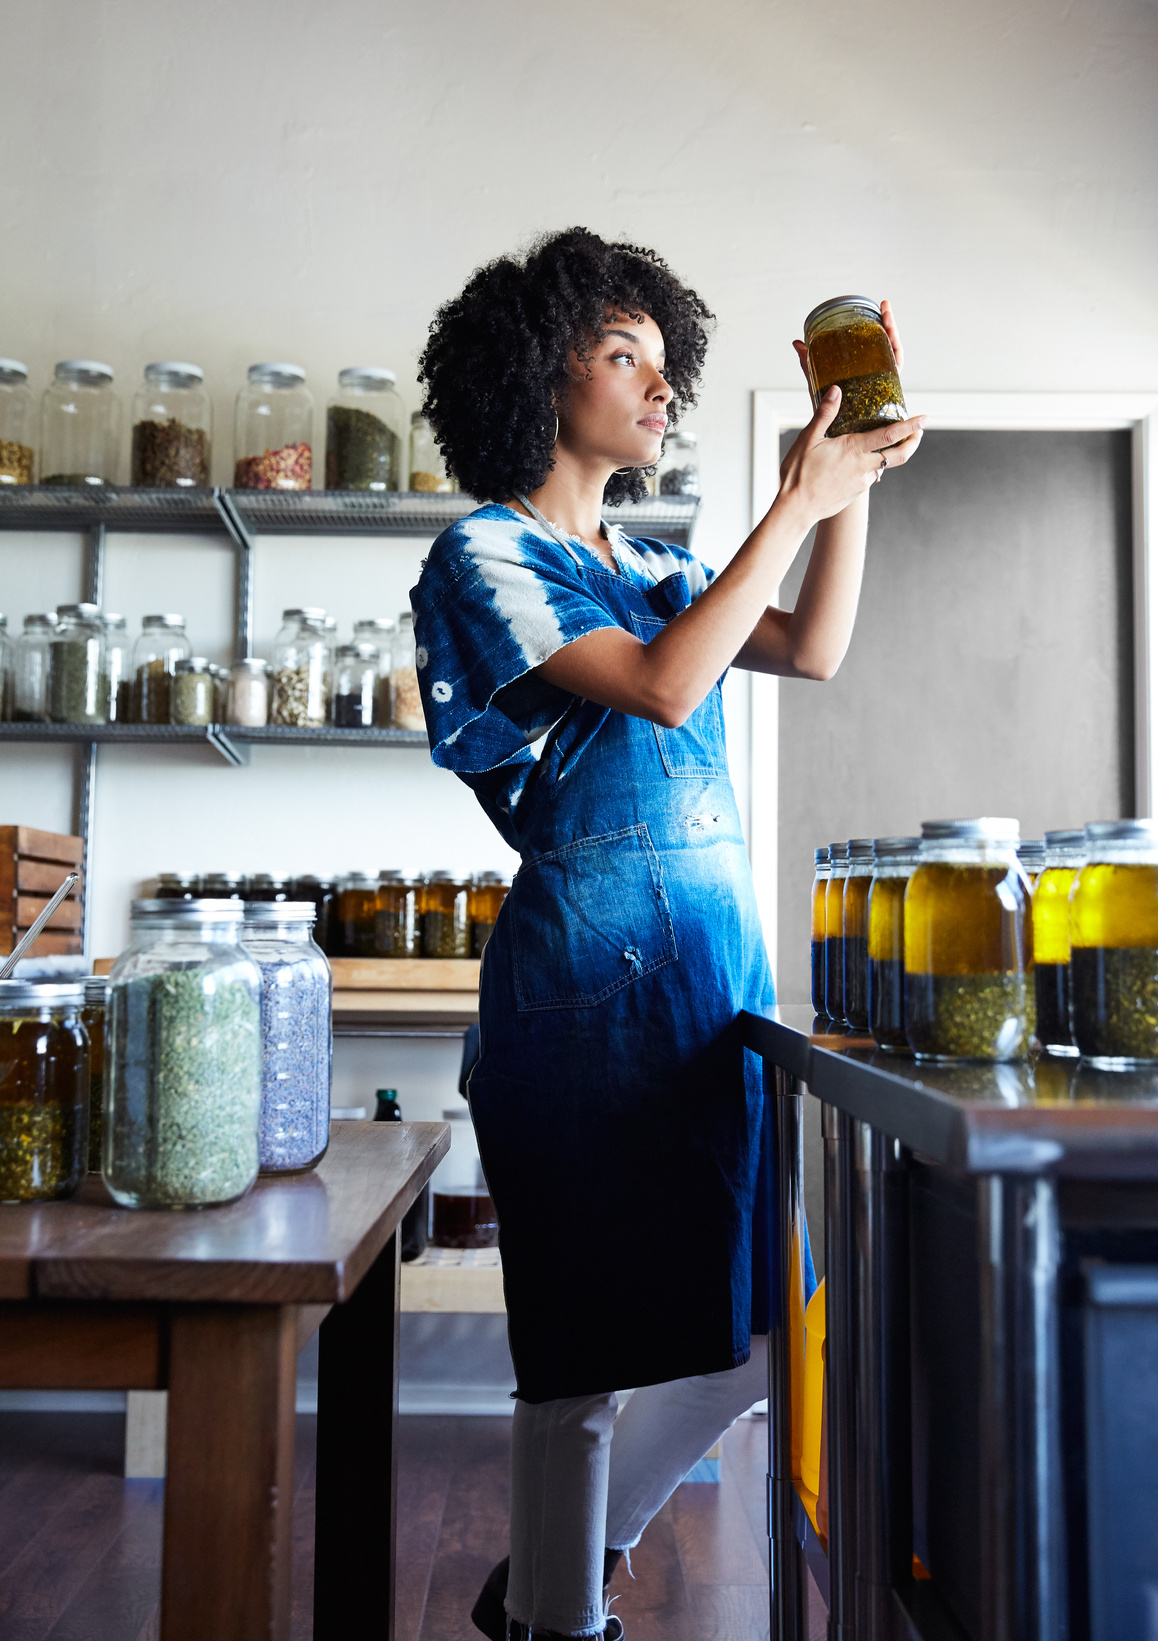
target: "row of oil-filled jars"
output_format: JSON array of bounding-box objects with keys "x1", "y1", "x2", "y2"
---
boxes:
[
  {"x1": 0, "y1": 359, "x2": 457, "y2": 492},
  {"x1": 153, "y1": 868, "x2": 510, "y2": 960},
  {"x1": 0, "y1": 898, "x2": 332, "y2": 1208},
  {"x1": 0, "y1": 605, "x2": 425, "y2": 732},
  {"x1": 811, "y1": 817, "x2": 1158, "y2": 1067}
]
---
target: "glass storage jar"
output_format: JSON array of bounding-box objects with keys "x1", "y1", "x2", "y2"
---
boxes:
[
  {"x1": 131, "y1": 363, "x2": 211, "y2": 487},
  {"x1": 241, "y1": 901, "x2": 331, "y2": 1173},
  {"x1": 409, "y1": 412, "x2": 455, "y2": 492},
  {"x1": 197, "y1": 872, "x2": 243, "y2": 900},
  {"x1": 0, "y1": 359, "x2": 35, "y2": 484},
  {"x1": 331, "y1": 642, "x2": 380, "y2": 727},
  {"x1": 104, "y1": 899, "x2": 262, "y2": 1209},
  {"x1": 40, "y1": 360, "x2": 120, "y2": 486},
  {"x1": 353, "y1": 618, "x2": 395, "y2": 720},
  {"x1": 171, "y1": 657, "x2": 214, "y2": 725},
  {"x1": 227, "y1": 657, "x2": 270, "y2": 727},
  {"x1": 429, "y1": 1106, "x2": 498, "y2": 1249},
  {"x1": 1070, "y1": 820, "x2": 1158, "y2": 1066},
  {"x1": 0, "y1": 979, "x2": 89, "y2": 1202},
  {"x1": 823, "y1": 843, "x2": 849, "y2": 1022},
  {"x1": 210, "y1": 663, "x2": 229, "y2": 722},
  {"x1": 133, "y1": 613, "x2": 191, "y2": 723},
  {"x1": 102, "y1": 613, "x2": 131, "y2": 722},
  {"x1": 904, "y1": 818, "x2": 1029, "y2": 1062},
  {"x1": 48, "y1": 603, "x2": 106, "y2": 725},
  {"x1": 867, "y1": 837, "x2": 921, "y2": 1052},
  {"x1": 287, "y1": 876, "x2": 336, "y2": 956},
  {"x1": 810, "y1": 847, "x2": 830, "y2": 1014},
  {"x1": 423, "y1": 872, "x2": 470, "y2": 958},
  {"x1": 0, "y1": 614, "x2": 10, "y2": 720},
  {"x1": 391, "y1": 612, "x2": 425, "y2": 731},
  {"x1": 12, "y1": 614, "x2": 56, "y2": 721},
  {"x1": 81, "y1": 975, "x2": 107, "y2": 1173},
  {"x1": 469, "y1": 872, "x2": 509, "y2": 958},
  {"x1": 325, "y1": 367, "x2": 406, "y2": 491},
  {"x1": 1033, "y1": 828, "x2": 1085, "y2": 1057},
  {"x1": 334, "y1": 873, "x2": 378, "y2": 957},
  {"x1": 803, "y1": 298, "x2": 906, "y2": 439},
  {"x1": 657, "y1": 429, "x2": 700, "y2": 497},
  {"x1": 234, "y1": 363, "x2": 313, "y2": 489},
  {"x1": 842, "y1": 838, "x2": 875, "y2": 1029},
  {"x1": 374, "y1": 871, "x2": 419, "y2": 958},
  {"x1": 271, "y1": 609, "x2": 330, "y2": 727},
  {"x1": 154, "y1": 873, "x2": 195, "y2": 900},
  {"x1": 243, "y1": 874, "x2": 287, "y2": 903},
  {"x1": 1017, "y1": 840, "x2": 1045, "y2": 885}
]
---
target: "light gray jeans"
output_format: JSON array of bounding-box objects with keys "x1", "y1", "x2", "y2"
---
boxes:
[{"x1": 506, "y1": 1336, "x2": 768, "y2": 1635}]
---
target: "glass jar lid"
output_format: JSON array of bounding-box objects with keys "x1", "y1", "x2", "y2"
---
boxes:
[
  {"x1": 1017, "y1": 840, "x2": 1045, "y2": 873},
  {"x1": 248, "y1": 362, "x2": 306, "y2": 388},
  {"x1": 1082, "y1": 819, "x2": 1158, "y2": 862},
  {"x1": 803, "y1": 296, "x2": 882, "y2": 333},
  {"x1": 0, "y1": 978, "x2": 87, "y2": 1009},
  {"x1": 920, "y1": 818, "x2": 1020, "y2": 845},
  {"x1": 55, "y1": 360, "x2": 114, "y2": 385},
  {"x1": 335, "y1": 642, "x2": 378, "y2": 661},
  {"x1": 827, "y1": 841, "x2": 849, "y2": 865},
  {"x1": 846, "y1": 838, "x2": 875, "y2": 862},
  {"x1": 398, "y1": 611, "x2": 415, "y2": 630},
  {"x1": 174, "y1": 657, "x2": 211, "y2": 674},
  {"x1": 666, "y1": 429, "x2": 696, "y2": 448},
  {"x1": 872, "y1": 836, "x2": 921, "y2": 859},
  {"x1": 130, "y1": 898, "x2": 245, "y2": 922},
  {"x1": 84, "y1": 975, "x2": 109, "y2": 1004},
  {"x1": 56, "y1": 602, "x2": 102, "y2": 622},
  {"x1": 0, "y1": 359, "x2": 28, "y2": 383},
  {"x1": 814, "y1": 846, "x2": 830, "y2": 866},
  {"x1": 1044, "y1": 828, "x2": 1084, "y2": 849},
  {"x1": 243, "y1": 900, "x2": 317, "y2": 925},
  {"x1": 281, "y1": 606, "x2": 326, "y2": 623},
  {"x1": 354, "y1": 617, "x2": 396, "y2": 634},
  {"x1": 24, "y1": 613, "x2": 56, "y2": 629},
  {"x1": 143, "y1": 613, "x2": 186, "y2": 629},
  {"x1": 145, "y1": 361, "x2": 203, "y2": 387},
  {"x1": 338, "y1": 366, "x2": 397, "y2": 389},
  {"x1": 475, "y1": 870, "x2": 507, "y2": 884},
  {"x1": 231, "y1": 656, "x2": 268, "y2": 674},
  {"x1": 103, "y1": 613, "x2": 126, "y2": 631}
]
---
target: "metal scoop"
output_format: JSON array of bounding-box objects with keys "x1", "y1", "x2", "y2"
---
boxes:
[{"x1": 0, "y1": 871, "x2": 81, "y2": 980}]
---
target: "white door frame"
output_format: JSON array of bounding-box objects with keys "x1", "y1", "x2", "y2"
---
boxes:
[{"x1": 748, "y1": 389, "x2": 1158, "y2": 991}]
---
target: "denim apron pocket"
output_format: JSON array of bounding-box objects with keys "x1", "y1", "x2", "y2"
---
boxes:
[
  {"x1": 628, "y1": 611, "x2": 729, "y2": 780},
  {"x1": 511, "y1": 823, "x2": 678, "y2": 1010}
]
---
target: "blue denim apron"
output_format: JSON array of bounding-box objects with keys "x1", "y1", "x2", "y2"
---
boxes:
[{"x1": 466, "y1": 531, "x2": 779, "y2": 1404}]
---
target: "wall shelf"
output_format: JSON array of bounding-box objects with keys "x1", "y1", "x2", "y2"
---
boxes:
[{"x1": 0, "y1": 721, "x2": 428, "y2": 767}]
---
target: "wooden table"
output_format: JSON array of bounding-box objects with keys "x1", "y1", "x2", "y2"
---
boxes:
[{"x1": 0, "y1": 1119, "x2": 448, "y2": 1641}]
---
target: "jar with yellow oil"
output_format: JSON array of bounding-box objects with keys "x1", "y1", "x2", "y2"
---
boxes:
[
  {"x1": 867, "y1": 837, "x2": 921, "y2": 1052},
  {"x1": 1032, "y1": 829, "x2": 1085, "y2": 1056},
  {"x1": 1017, "y1": 840, "x2": 1045, "y2": 885},
  {"x1": 842, "y1": 839, "x2": 875, "y2": 1029},
  {"x1": 810, "y1": 847, "x2": 830, "y2": 1014},
  {"x1": 802, "y1": 297, "x2": 906, "y2": 438},
  {"x1": 823, "y1": 843, "x2": 849, "y2": 1022},
  {"x1": 1070, "y1": 820, "x2": 1158, "y2": 1066},
  {"x1": 904, "y1": 818, "x2": 1030, "y2": 1062}
]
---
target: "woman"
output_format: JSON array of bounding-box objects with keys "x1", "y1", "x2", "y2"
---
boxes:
[{"x1": 412, "y1": 228, "x2": 924, "y2": 1640}]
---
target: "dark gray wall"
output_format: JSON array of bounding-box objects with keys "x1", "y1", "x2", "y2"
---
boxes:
[{"x1": 776, "y1": 428, "x2": 1135, "y2": 1006}]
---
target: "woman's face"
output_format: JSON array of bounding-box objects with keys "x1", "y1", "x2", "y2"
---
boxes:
[{"x1": 558, "y1": 311, "x2": 673, "y2": 472}]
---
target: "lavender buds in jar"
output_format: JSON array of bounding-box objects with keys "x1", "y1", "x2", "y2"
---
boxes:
[{"x1": 242, "y1": 901, "x2": 332, "y2": 1173}]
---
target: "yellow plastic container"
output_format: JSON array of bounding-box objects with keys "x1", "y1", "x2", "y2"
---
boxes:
[{"x1": 801, "y1": 1278, "x2": 827, "y2": 1497}]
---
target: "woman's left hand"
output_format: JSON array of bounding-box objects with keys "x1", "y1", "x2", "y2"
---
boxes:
[{"x1": 791, "y1": 295, "x2": 905, "y2": 377}]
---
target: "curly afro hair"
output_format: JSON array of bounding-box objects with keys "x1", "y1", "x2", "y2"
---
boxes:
[{"x1": 418, "y1": 227, "x2": 714, "y2": 507}]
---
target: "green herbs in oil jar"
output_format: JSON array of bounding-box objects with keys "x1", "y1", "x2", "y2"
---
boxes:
[
  {"x1": 803, "y1": 297, "x2": 906, "y2": 438},
  {"x1": 0, "y1": 980, "x2": 90, "y2": 1203}
]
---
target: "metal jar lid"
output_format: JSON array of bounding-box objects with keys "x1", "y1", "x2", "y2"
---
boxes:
[
  {"x1": 846, "y1": 838, "x2": 875, "y2": 862},
  {"x1": 248, "y1": 362, "x2": 306, "y2": 387},
  {"x1": 920, "y1": 818, "x2": 1020, "y2": 845},
  {"x1": 144, "y1": 362, "x2": 203, "y2": 387},
  {"x1": 142, "y1": 613, "x2": 186, "y2": 628},
  {"x1": 174, "y1": 657, "x2": 211, "y2": 674},
  {"x1": 873, "y1": 836, "x2": 921, "y2": 859},
  {"x1": 84, "y1": 975, "x2": 109, "y2": 1004},
  {"x1": 814, "y1": 846, "x2": 830, "y2": 867},
  {"x1": 242, "y1": 901, "x2": 317, "y2": 925},
  {"x1": 803, "y1": 296, "x2": 882, "y2": 334},
  {"x1": 827, "y1": 841, "x2": 849, "y2": 864},
  {"x1": 0, "y1": 978, "x2": 87, "y2": 1008},
  {"x1": 55, "y1": 360, "x2": 114, "y2": 384},
  {"x1": 1044, "y1": 828, "x2": 1085, "y2": 849},
  {"x1": 56, "y1": 602, "x2": 101, "y2": 621},
  {"x1": 0, "y1": 359, "x2": 28, "y2": 383},
  {"x1": 1084, "y1": 820, "x2": 1158, "y2": 847},
  {"x1": 338, "y1": 366, "x2": 397, "y2": 389},
  {"x1": 130, "y1": 898, "x2": 245, "y2": 922}
]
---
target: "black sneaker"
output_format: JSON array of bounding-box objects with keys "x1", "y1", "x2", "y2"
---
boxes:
[{"x1": 470, "y1": 1553, "x2": 625, "y2": 1641}]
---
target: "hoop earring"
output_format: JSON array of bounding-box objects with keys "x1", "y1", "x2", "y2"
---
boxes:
[
  {"x1": 551, "y1": 411, "x2": 560, "y2": 445},
  {"x1": 612, "y1": 464, "x2": 638, "y2": 476}
]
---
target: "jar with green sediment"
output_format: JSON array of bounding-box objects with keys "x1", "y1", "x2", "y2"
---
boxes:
[
  {"x1": 904, "y1": 818, "x2": 1030, "y2": 1062},
  {"x1": 823, "y1": 842, "x2": 849, "y2": 1022},
  {"x1": 0, "y1": 980, "x2": 89, "y2": 1203},
  {"x1": 104, "y1": 899, "x2": 262, "y2": 1208},
  {"x1": 810, "y1": 847, "x2": 829, "y2": 1015},
  {"x1": 803, "y1": 297, "x2": 906, "y2": 438},
  {"x1": 1032, "y1": 829, "x2": 1085, "y2": 1056},
  {"x1": 1070, "y1": 820, "x2": 1158, "y2": 1067},
  {"x1": 842, "y1": 839, "x2": 874, "y2": 1029},
  {"x1": 867, "y1": 836, "x2": 921, "y2": 1052}
]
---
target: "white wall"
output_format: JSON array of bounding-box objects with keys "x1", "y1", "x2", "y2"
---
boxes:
[{"x1": 2, "y1": 0, "x2": 1156, "y2": 963}]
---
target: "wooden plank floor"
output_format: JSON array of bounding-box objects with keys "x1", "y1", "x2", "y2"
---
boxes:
[{"x1": 0, "y1": 1412, "x2": 825, "y2": 1640}]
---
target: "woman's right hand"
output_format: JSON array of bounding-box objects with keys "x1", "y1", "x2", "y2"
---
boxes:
[{"x1": 776, "y1": 389, "x2": 926, "y2": 527}]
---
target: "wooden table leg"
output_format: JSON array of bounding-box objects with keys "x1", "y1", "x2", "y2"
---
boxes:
[
  {"x1": 161, "y1": 1304, "x2": 298, "y2": 1641},
  {"x1": 314, "y1": 1231, "x2": 401, "y2": 1641}
]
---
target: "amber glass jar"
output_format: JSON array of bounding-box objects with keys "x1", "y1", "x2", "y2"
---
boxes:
[
  {"x1": 867, "y1": 837, "x2": 921, "y2": 1053},
  {"x1": 81, "y1": 975, "x2": 107, "y2": 1172},
  {"x1": 469, "y1": 872, "x2": 509, "y2": 958},
  {"x1": 1032, "y1": 829, "x2": 1084, "y2": 1057},
  {"x1": 375, "y1": 871, "x2": 420, "y2": 957},
  {"x1": 423, "y1": 872, "x2": 470, "y2": 958},
  {"x1": 810, "y1": 847, "x2": 830, "y2": 1014},
  {"x1": 1070, "y1": 820, "x2": 1158, "y2": 1066},
  {"x1": 0, "y1": 979, "x2": 89, "y2": 1202},
  {"x1": 904, "y1": 818, "x2": 1030, "y2": 1062},
  {"x1": 803, "y1": 298, "x2": 906, "y2": 438},
  {"x1": 842, "y1": 839, "x2": 874, "y2": 1029},
  {"x1": 336, "y1": 873, "x2": 379, "y2": 958},
  {"x1": 824, "y1": 843, "x2": 849, "y2": 1021}
]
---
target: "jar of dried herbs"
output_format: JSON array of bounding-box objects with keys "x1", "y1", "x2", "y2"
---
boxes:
[
  {"x1": 423, "y1": 872, "x2": 470, "y2": 959},
  {"x1": 133, "y1": 613, "x2": 191, "y2": 723},
  {"x1": 0, "y1": 979, "x2": 89, "y2": 1203},
  {"x1": 867, "y1": 837, "x2": 921, "y2": 1053},
  {"x1": 242, "y1": 901, "x2": 331, "y2": 1174},
  {"x1": 12, "y1": 614, "x2": 56, "y2": 721},
  {"x1": 1070, "y1": 819, "x2": 1158, "y2": 1067},
  {"x1": 104, "y1": 899, "x2": 262, "y2": 1209},
  {"x1": 1032, "y1": 829, "x2": 1085, "y2": 1057},
  {"x1": 131, "y1": 363, "x2": 212, "y2": 487},
  {"x1": 82, "y1": 975, "x2": 107, "y2": 1173},
  {"x1": 374, "y1": 871, "x2": 420, "y2": 958},
  {"x1": 171, "y1": 657, "x2": 214, "y2": 725},
  {"x1": 391, "y1": 612, "x2": 425, "y2": 732},
  {"x1": 102, "y1": 613, "x2": 132, "y2": 722},
  {"x1": 409, "y1": 412, "x2": 456, "y2": 493},
  {"x1": 842, "y1": 838, "x2": 875, "y2": 1030},
  {"x1": 335, "y1": 873, "x2": 379, "y2": 957},
  {"x1": 803, "y1": 298, "x2": 906, "y2": 439},
  {"x1": 904, "y1": 818, "x2": 1030, "y2": 1062},
  {"x1": 48, "y1": 603, "x2": 106, "y2": 725},
  {"x1": 234, "y1": 363, "x2": 313, "y2": 489},
  {"x1": 331, "y1": 643, "x2": 380, "y2": 728},
  {"x1": 40, "y1": 360, "x2": 121, "y2": 486},
  {"x1": 325, "y1": 367, "x2": 406, "y2": 491},
  {"x1": 810, "y1": 847, "x2": 830, "y2": 1015},
  {"x1": 824, "y1": 842, "x2": 849, "y2": 1022},
  {"x1": 0, "y1": 359, "x2": 35, "y2": 484},
  {"x1": 271, "y1": 609, "x2": 330, "y2": 727},
  {"x1": 468, "y1": 872, "x2": 509, "y2": 958}
]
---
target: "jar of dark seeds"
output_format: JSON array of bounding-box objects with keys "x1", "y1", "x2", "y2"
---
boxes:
[
  {"x1": 242, "y1": 901, "x2": 332, "y2": 1173},
  {"x1": 104, "y1": 899, "x2": 262, "y2": 1209},
  {"x1": 325, "y1": 367, "x2": 406, "y2": 491},
  {"x1": 130, "y1": 362, "x2": 212, "y2": 487},
  {"x1": 867, "y1": 837, "x2": 921, "y2": 1053},
  {"x1": 331, "y1": 643, "x2": 380, "y2": 727},
  {"x1": 1070, "y1": 820, "x2": 1158, "y2": 1067},
  {"x1": 48, "y1": 603, "x2": 107, "y2": 724},
  {"x1": 102, "y1": 613, "x2": 131, "y2": 722},
  {"x1": 841, "y1": 838, "x2": 874, "y2": 1029},
  {"x1": 0, "y1": 979, "x2": 89, "y2": 1203},
  {"x1": 904, "y1": 818, "x2": 1030, "y2": 1062},
  {"x1": 803, "y1": 297, "x2": 906, "y2": 439},
  {"x1": 1032, "y1": 829, "x2": 1085, "y2": 1056}
]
